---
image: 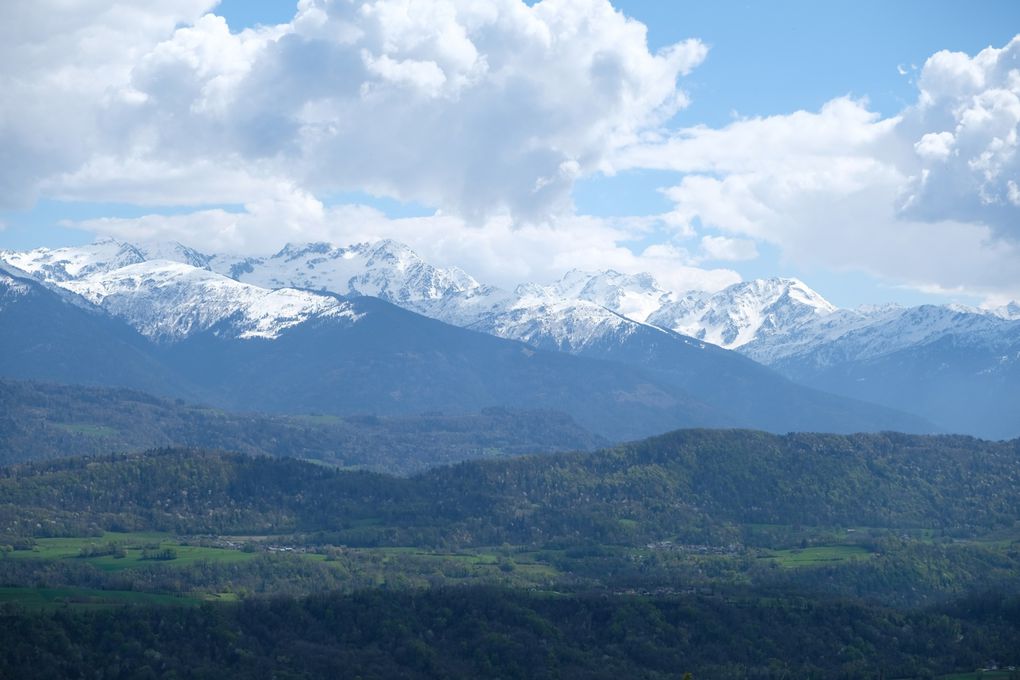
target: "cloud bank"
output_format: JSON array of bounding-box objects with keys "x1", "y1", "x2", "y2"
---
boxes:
[
  {"x1": 1, "y1": 2, "x2": 1018, "y2": 301},
  {"x1": 615, "y1": 37, "x2": 1020, "y2": 302},
  {"x1": 7, "y1": 0, "x2": 705, "y2": 222}
]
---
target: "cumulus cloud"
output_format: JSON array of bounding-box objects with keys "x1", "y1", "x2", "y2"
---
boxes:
[
  {"x1": 4, "y1": 0, "x2": 706, "y2": 224},
  {"x1": 7, "y1": 3, "x2": 1017, "y2": 303},
  {"x1": 698, "y1": 235, "x2": 758, "y2": 262},
  {"x1": 0, "y1": 0, "x2": 218, "y2": 207},
  {"x1": 613, "y1": 36, "x2": 1020, "y2": 302},
  {"x1": 897, "y1": 37, "x2": 1020, "y2": 237},
  {"x1": 3, "y1": 0, "x2": 742, "y2": 293}
]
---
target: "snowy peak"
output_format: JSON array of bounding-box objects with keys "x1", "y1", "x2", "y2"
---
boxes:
[
  {"x1": 134, "y1": 240, "x2": 213, "y2": 270},
  {"x1": 1, "y1": 238, "x2": 146, "y2": 282},
  {"x1": 472, "y1": 294, "x2": 655, "y2": 354},
  {"x1": 216, "y1": 239, "x2": 480, "y2": 306},
  {"x1": 413, "y1": 267, "x2": 673, "y2": 354},
  {"x1": 274, "y1": 241, "x2": 334, "y2": 260},
  {"x1": 0, "y1": 260, "x2": 33, "y2": 301},
  {"x1": 647, "y1": 277, "x2": 837, "y2": 349},
  {"x1": 60, "y1": 260, "x2": 356, "y2": 341},
  {"x1": 5, "y1": 236, "x2": 1015, "y2": 376},
  {"x1": 740, "y1": 300, "x2": 1020, "y2": 368},
  {"x1": 992, "y1": 301, "x2": 1020, "y2": 320},
  {"x1": 715, "y1": 277, "x2": 837, "y2": 317},
  {"x1": 548, "y1": 269, "x2": 672, "y2": 324}
]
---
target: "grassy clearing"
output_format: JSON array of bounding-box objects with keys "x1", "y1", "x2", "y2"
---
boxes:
[
  {"x1": 7, "y1": 532, "x2": 257, "y2": 571},
  {"x1": 0, "y1": 586, "x2": 198, "y2": 610},
  {"x1": 6, "y1": 535, "x2": 563, "y2": 586},
  {"x1": 762, "y1": 544, "x2": 875, "y2": 568},
  {"x1": 968, "y1": 523, "x2": 1020, "y2": 549},
  {"x1": 360, "y1": 546, "x2": 561, "y2": 582}
]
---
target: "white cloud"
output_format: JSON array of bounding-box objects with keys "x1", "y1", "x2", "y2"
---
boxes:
[
  {"x1": 5, "y1": 0, "x2": 706, "y2": 224},
  {"x1": 6, "y1": 4, "x2": 1017, "y2": 304},
  {"x1": 698, "y1": 235, "x2": 758, "y2": 262},
  {"x1": 46, "y1": 156, "x2": 289, "y2": 207},
  {"x1": 1009, "y1": 180, "x2": 1020, "y2": 206},
  {"x1": 10, "y1": 0, "x2": 731, "y2": 293},
  {"x1": 0, "y1": 0, "x2": 218, "y2": 207},
  {"x1": 70, "y1": 194, "x2": 739, "y2": 293},
  {"x1": 612, "y1": 36, "x2": 1020, "y2": 303},
  {"x1": 898, "y1": 36, "x2": 1020, "y2": 237},
  {"x1": 70, "y1": 189, "x2": 386, "y2": 256},
  {"x1": 913, "y1": 131, "x2": 955, "y2": 161}
]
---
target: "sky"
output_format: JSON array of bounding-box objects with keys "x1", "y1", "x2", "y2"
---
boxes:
[{"x1": 1, "y1": 1, "x2": 1018, "y2": 308}]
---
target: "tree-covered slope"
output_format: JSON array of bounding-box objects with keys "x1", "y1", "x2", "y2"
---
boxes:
[
  {"x1": 0, "y1": 379, "x2": 603, "y2": 473},
  {"x1": 3, "y1": 586, "x2": 1018, "y2": 680},
  {"x1": 4, "y1": 430, "x2": 1018, "y2": 546}
]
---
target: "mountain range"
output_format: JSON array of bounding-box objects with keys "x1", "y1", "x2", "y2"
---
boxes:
[{"x1": 3, "y1": 237, "x2": 1017, "y2": 438}]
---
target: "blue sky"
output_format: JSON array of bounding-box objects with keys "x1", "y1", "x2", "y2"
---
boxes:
[{"x1": 1, "y1": 1, "x2": 1019, "y2": 307}]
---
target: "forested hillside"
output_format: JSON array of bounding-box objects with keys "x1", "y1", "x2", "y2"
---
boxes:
[
  {"x1": 3, "y1": 430, "x2": 1020, "y2": 677},
  {"x1": 3, "y1": 586, "x2": 1019, "y2": 679},
  {"x1": 0, "y1": 379, "x2": 603, "y2": 473},
  {"x1": 4, "y1": 430, "x2": 1017, "y2": 546}
]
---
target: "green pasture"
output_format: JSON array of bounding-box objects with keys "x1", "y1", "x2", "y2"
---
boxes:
[
  {"x1": 7, "y1": 531, "x2": 256, "y2": 571},
  {"x1": 762, "y1": 544, "x2": 875, "y2": 568}
]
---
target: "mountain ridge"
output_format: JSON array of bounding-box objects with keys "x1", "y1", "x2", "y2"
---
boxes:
[{"x1": 5, "y1": 236, "x2": 1014, "y2": 437}]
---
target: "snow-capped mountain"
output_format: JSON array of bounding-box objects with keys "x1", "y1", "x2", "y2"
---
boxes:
[
  {"x1": 740, "y1": 303, "x2": 1018, "y2": 369},
  {"x1": 211, "y1": 240, "x2": 480, "y2": 306},
  {"x1": 0, "y1": 257, "x2": 196, "y2": 396},
  {"x1": 451, "y1": 289, "x2": 650, "y2": 354},
  {"x1": 61, "y1": 261, "x2": 358, "y2": 341},
  {"x1": 539, "y1": 269, "x2": 672, "y2": 323},
  {"x1": 731, "y1": 300, "x2": 1020, "y2": 440},
  {"x1": 2, "y1": 241, "x2": 359, "y2": 341},
  {"x1": 2, "y1": 239, "x2": 148, "y2": 283},
  {"x1": 1, "y1": 237, "x2": 835, "y2": 354},
  {"x1": 136, "y1": 241, "x2": 213, "y2": 270},
  {"x1": 207, "y1": 241, "x2": 671, "y2": 354},
  {"x1": 6, "y1": 238, "x2": 1018, "y2": 367},
  {"x1": 412, "y1": 276, "x2": 667, "y2": 355},
  {"x1": 0, "y1": 236, "x2": 970, "y2": 437},
  {"x1": 994, "y1": 301, "x2": 1020, "y2": 320},
  {"x1": 648, "y1": 278, "x2": 838, "y2": 350},
  {"x1": 0, "y1": 261, "x2": 32, "y2": 302}
]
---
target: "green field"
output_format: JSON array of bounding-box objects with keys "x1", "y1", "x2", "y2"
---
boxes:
[
  {"x1": 7, "y1": 532, "x2": 257, "y2": 571},
  {"x1": 762, "y1": 544, "x2": 875, "y2": 568},
  {"x1": 5, "y1": 533, "x2": 563, "y2": 587},
  {"x1": 365, "y1": 546, "x2": 561, "y2": 582}
]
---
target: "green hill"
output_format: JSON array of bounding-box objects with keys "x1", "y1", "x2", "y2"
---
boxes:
[
  {"x1": 4, "y1": 430, "x2": 1018, "y2": 546},
  {"x1": 0, "y1": 379, "x2": 603, "y2": 473}
]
